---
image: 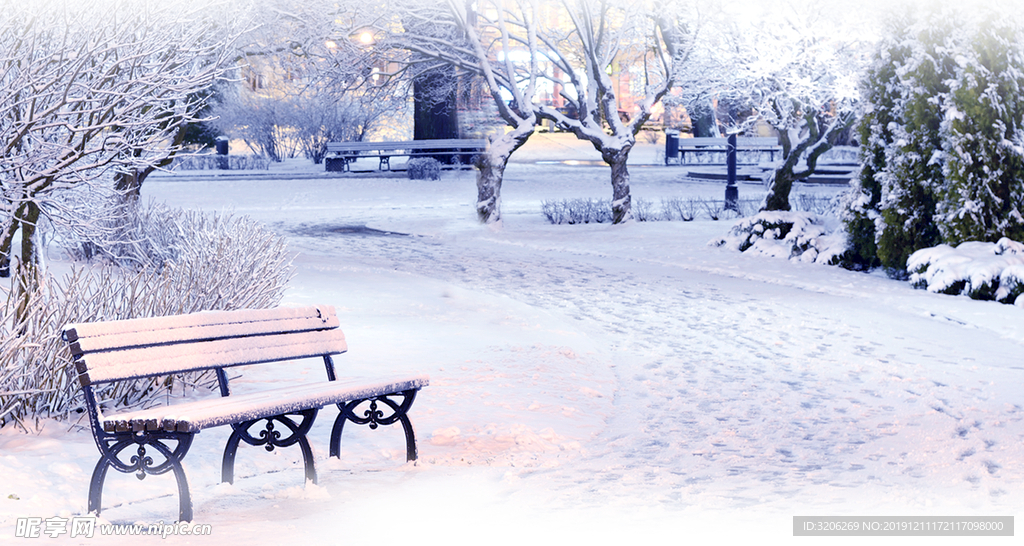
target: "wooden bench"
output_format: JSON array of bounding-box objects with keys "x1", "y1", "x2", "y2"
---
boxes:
[
  {"x1": 325, "y1": 139, "x2": 487, "y2": 172},
  {"x1": 63, "y1": 305, "x2": 428, "y2": 522},
  {"x1": 665, "y1": 136, "x2": 780, "y2": 165}
]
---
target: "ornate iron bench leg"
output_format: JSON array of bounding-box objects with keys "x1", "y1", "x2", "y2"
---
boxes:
[
  {"x1": 222, "y1": 409, "x2": 319, "y2": 485},
  {"x1": 330, "y1": 389, "x2": 420, "y2": 462},
  {"x1": 90, "y1": 432, "x2": 195, "y2": 522}
]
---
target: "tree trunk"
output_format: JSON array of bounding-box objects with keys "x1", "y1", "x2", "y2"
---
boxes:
[
  {"x1": 692, "y1": 110, "x2": 718, "y2": 138},
  {"x1": 476, "y1": 124, "x2": 534, "y2": 224},
  {"x1": 603, "y1": 146, "x2": 633, "y2": 224},
  {"x1": 762, "y1": 166, "x2": 795, "y2": 211},
  {"x1": 0, "y1": 201, "x2": 41, "y2": 279},
  {"x1": 114, "y1": 170, "x2": 142, "y2": 202},
  {"x1": 114, "y1": 126, "x2": 187, "y2": 203},
  {"x1": 14, "y1": 201, "x2": 41, "y2": 324},
  {"x1": 414, "y1": 70, "x2": 459, "y2": 140},
  {"x1": 475, "y1": 154, "x2": 504, "y2": 224},
  {"x1": 19, "y1": 201, "x2": 40, "y2": 271},
  {"x1": 761, "y1": 107, "x2": 855, "y2": 213},
  {"x1": 0, "y1": 218, "x2": 17, "y2": 278},
  {"x1": 414, "y1": 68, "x2": 461, "y2": 164}
]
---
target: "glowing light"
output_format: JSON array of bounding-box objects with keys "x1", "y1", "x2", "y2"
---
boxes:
[{"x1": 360, "y1": 32, "x2": 373, "y2": 45}]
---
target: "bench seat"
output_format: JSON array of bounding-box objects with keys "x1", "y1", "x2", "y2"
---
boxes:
[
  {"x1": 325, "y1": 139, "x2": 487, "y2": 171},
  {"x1": 102, "y1": 375, "x2": 430, "y2": 433},
  {"x1": 65, "y1": 305, "x2": 429, "y2": 522},
  {"x1": 666, "y1": 136, "x2": 781, "y2": 165}
]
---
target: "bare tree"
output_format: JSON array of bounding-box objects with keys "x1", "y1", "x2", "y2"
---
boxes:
[
  {"x1": 535, "y1": 0, "x2": 697, "y2": 224},
  {"x1": 384, "y1": 0, "x2": 697, "y2": 225},
  {"x1": 699, "y1": 3, "x2": 863, "y2": 211},
  {"x1": 385, "y1": 0, "x2": 544, "y2": 224},
  {"x1": 294, "y1": 91, "x2": 399, "y2": 164},
  {"x1": 0, "y1": 0, "x2": 235, "y2": 283},
  {"x1": 206, "y1": 0, "x2": 408, "y2": 164},
  {"x1": 207, "y1": 72, "x2": 404, "y2": 163}
]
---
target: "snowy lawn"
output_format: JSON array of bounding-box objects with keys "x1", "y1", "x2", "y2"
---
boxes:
[{"x1": 1, "y1": 151, "x2": 1022, "y2": 544}]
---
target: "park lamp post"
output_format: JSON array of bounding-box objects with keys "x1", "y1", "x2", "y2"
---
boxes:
[
  {"x1": 725, "y1": 131, "x2": 738, "y2": 211},
  {"x1": 346, "y1": 30, "x2": 381, "y2": 85}
]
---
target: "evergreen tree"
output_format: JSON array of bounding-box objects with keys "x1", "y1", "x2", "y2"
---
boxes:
[
  {"x1": 877, "y1": 16, "x2": 959, "y2": 272},
  {"x1": 842, "y1": 18, "x2": 911, "y2": 269},
  {"x1": 845, "y1": 9, "x2": 1024, "y2": 273},
  {"x1": 937, "y1": 18, "x2": 1024, "y2": 245},
  {"x1": 843, "y1": 11, "x2": 957, "y2": 273}
]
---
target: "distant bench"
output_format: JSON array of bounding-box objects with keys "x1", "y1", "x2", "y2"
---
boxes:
[
  {"x1": 64, "y1": 305, "x2": 428, "y2": 522},
  {"x1": 325, "y1": 139, "x2": 487, "y2": 172},
  {"x1": 665, "y1": 136, "x2": 781, "y2": 165}
]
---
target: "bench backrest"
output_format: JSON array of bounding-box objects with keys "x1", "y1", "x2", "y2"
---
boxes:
[
  {"x1": 64, "y1": 306, "x2": 347, "y2": 387},
  {"x1": 677, "y1": 137, "x2": 779, "y2": 148},
  {"x1": 326, "y1": 139, "x2": 487, "y2": 152}
]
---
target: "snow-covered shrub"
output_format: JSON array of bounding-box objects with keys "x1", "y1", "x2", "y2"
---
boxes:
[
  {"x1": 632, "y1": 198, "x2": 656, "y2": 222},
  {"x1": 661, "y1": 197, "x2": 698, "y2": 221},
  {"x1": 58, "y1": 200, "x2": 180, "y2": 271},
  {"x1": 700, "y1": 197, "x2": 725, "y2": 221},
  {"x1": 0, "y1": 210, "x2": 293, "y2": 430},
  {"x1": 735, "y1": 198, "x2": 761, "y2": 218},
  {"x1": 541, "y1": 198, "x2": 613, "y2": 224},
  {"x1": 907, "y1": 237, "x2": 1024, "y2": 305},
  {"x1": 710, "y1": 211, "x2": 850, "y2": 265},
  {"x1": 173, "y1": 154, "x2": 270, "y2": 171},
  {"x1": 55, "y1": 201, "x2": 293, "y2": 290},
  {"x1": 792, "y1": 193, "x2": 837, "y2": 216},
  {"x1": 544, "y1": 197, "x2": 768, "y2": 224},
  {"x1": 407, "y1": 158, "x2": 441, "y2": 180}
]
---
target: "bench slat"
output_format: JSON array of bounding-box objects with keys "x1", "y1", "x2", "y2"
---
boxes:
[
  {"x1": 102, "y1": 375, "x2": 430, "y2": 433},
  {"x1": 677, "y1": 137, "x2": 779, "y2": 149},
  {"x1": 326, "y1": 139, "x2": 486, "y2": 153},
  {"x1": 77, "y1": 329, "x2": 348, "y2": 386},
  {"x1": 65, "y1": 306, "x2": 338, "y2": 353}
]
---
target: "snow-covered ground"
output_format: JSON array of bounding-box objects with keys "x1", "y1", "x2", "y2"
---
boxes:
[{"x1": 2, "y1": 136, "x2": 1022, "y2": 544}]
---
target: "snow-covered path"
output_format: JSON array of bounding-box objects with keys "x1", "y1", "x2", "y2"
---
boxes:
[
  {"x1": 2, "y1": 158, "x2": 1022, "y2": 544},
  {"x1": 283, "y1": 200, "x2": 1024, "y2": 514}
]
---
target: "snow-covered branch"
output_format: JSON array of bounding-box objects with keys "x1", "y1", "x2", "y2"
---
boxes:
[
  {"x1": 535, "y1": 0, "x2": 700, "y2": 223},
  {"x1": 694, "y1": 3, "x2": 865, "y2": 211},
  {"x1": 0, "y1": 0, "x2": 237, "y2": 276}
]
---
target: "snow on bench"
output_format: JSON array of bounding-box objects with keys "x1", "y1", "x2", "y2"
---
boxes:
[
  {"x1": 324, "y1": 139, "x2": 487, "y2": 172},
  {"x1": 665, "y1": 136, "x2": 781, "y2": 165},
  {"x1": 64, "y1": 305, "x2": 429, "y2": 522}
]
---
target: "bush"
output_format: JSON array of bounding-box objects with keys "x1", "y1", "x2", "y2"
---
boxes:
[
  {"x1": 541, "y1": 198, "x2": 614, "y2": 224},
  {"x1": 58, "y1": 200, "x2": 181, "y2": 271},
  {"x1": 173, "y1": 154, "x2": 270, "y2": 171},
  {"x1": 407, "y1": 158, "x2": 441, "y2": 180},
  {"x1": 0, "y1": 206, "x2": 293, "y2": 430},
  {"x1": 907, "y1": 237, "x2": 1024, "y2": 305},
  {"x1": 541, "y1": 195, "x2": 826, "y2": 225},
  {"x1": 710, "y1": 211, "x2": 851, "y2": 265},
  {"x1": 844, "y1": 10, "x2": 1024, "y2": 273}
]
